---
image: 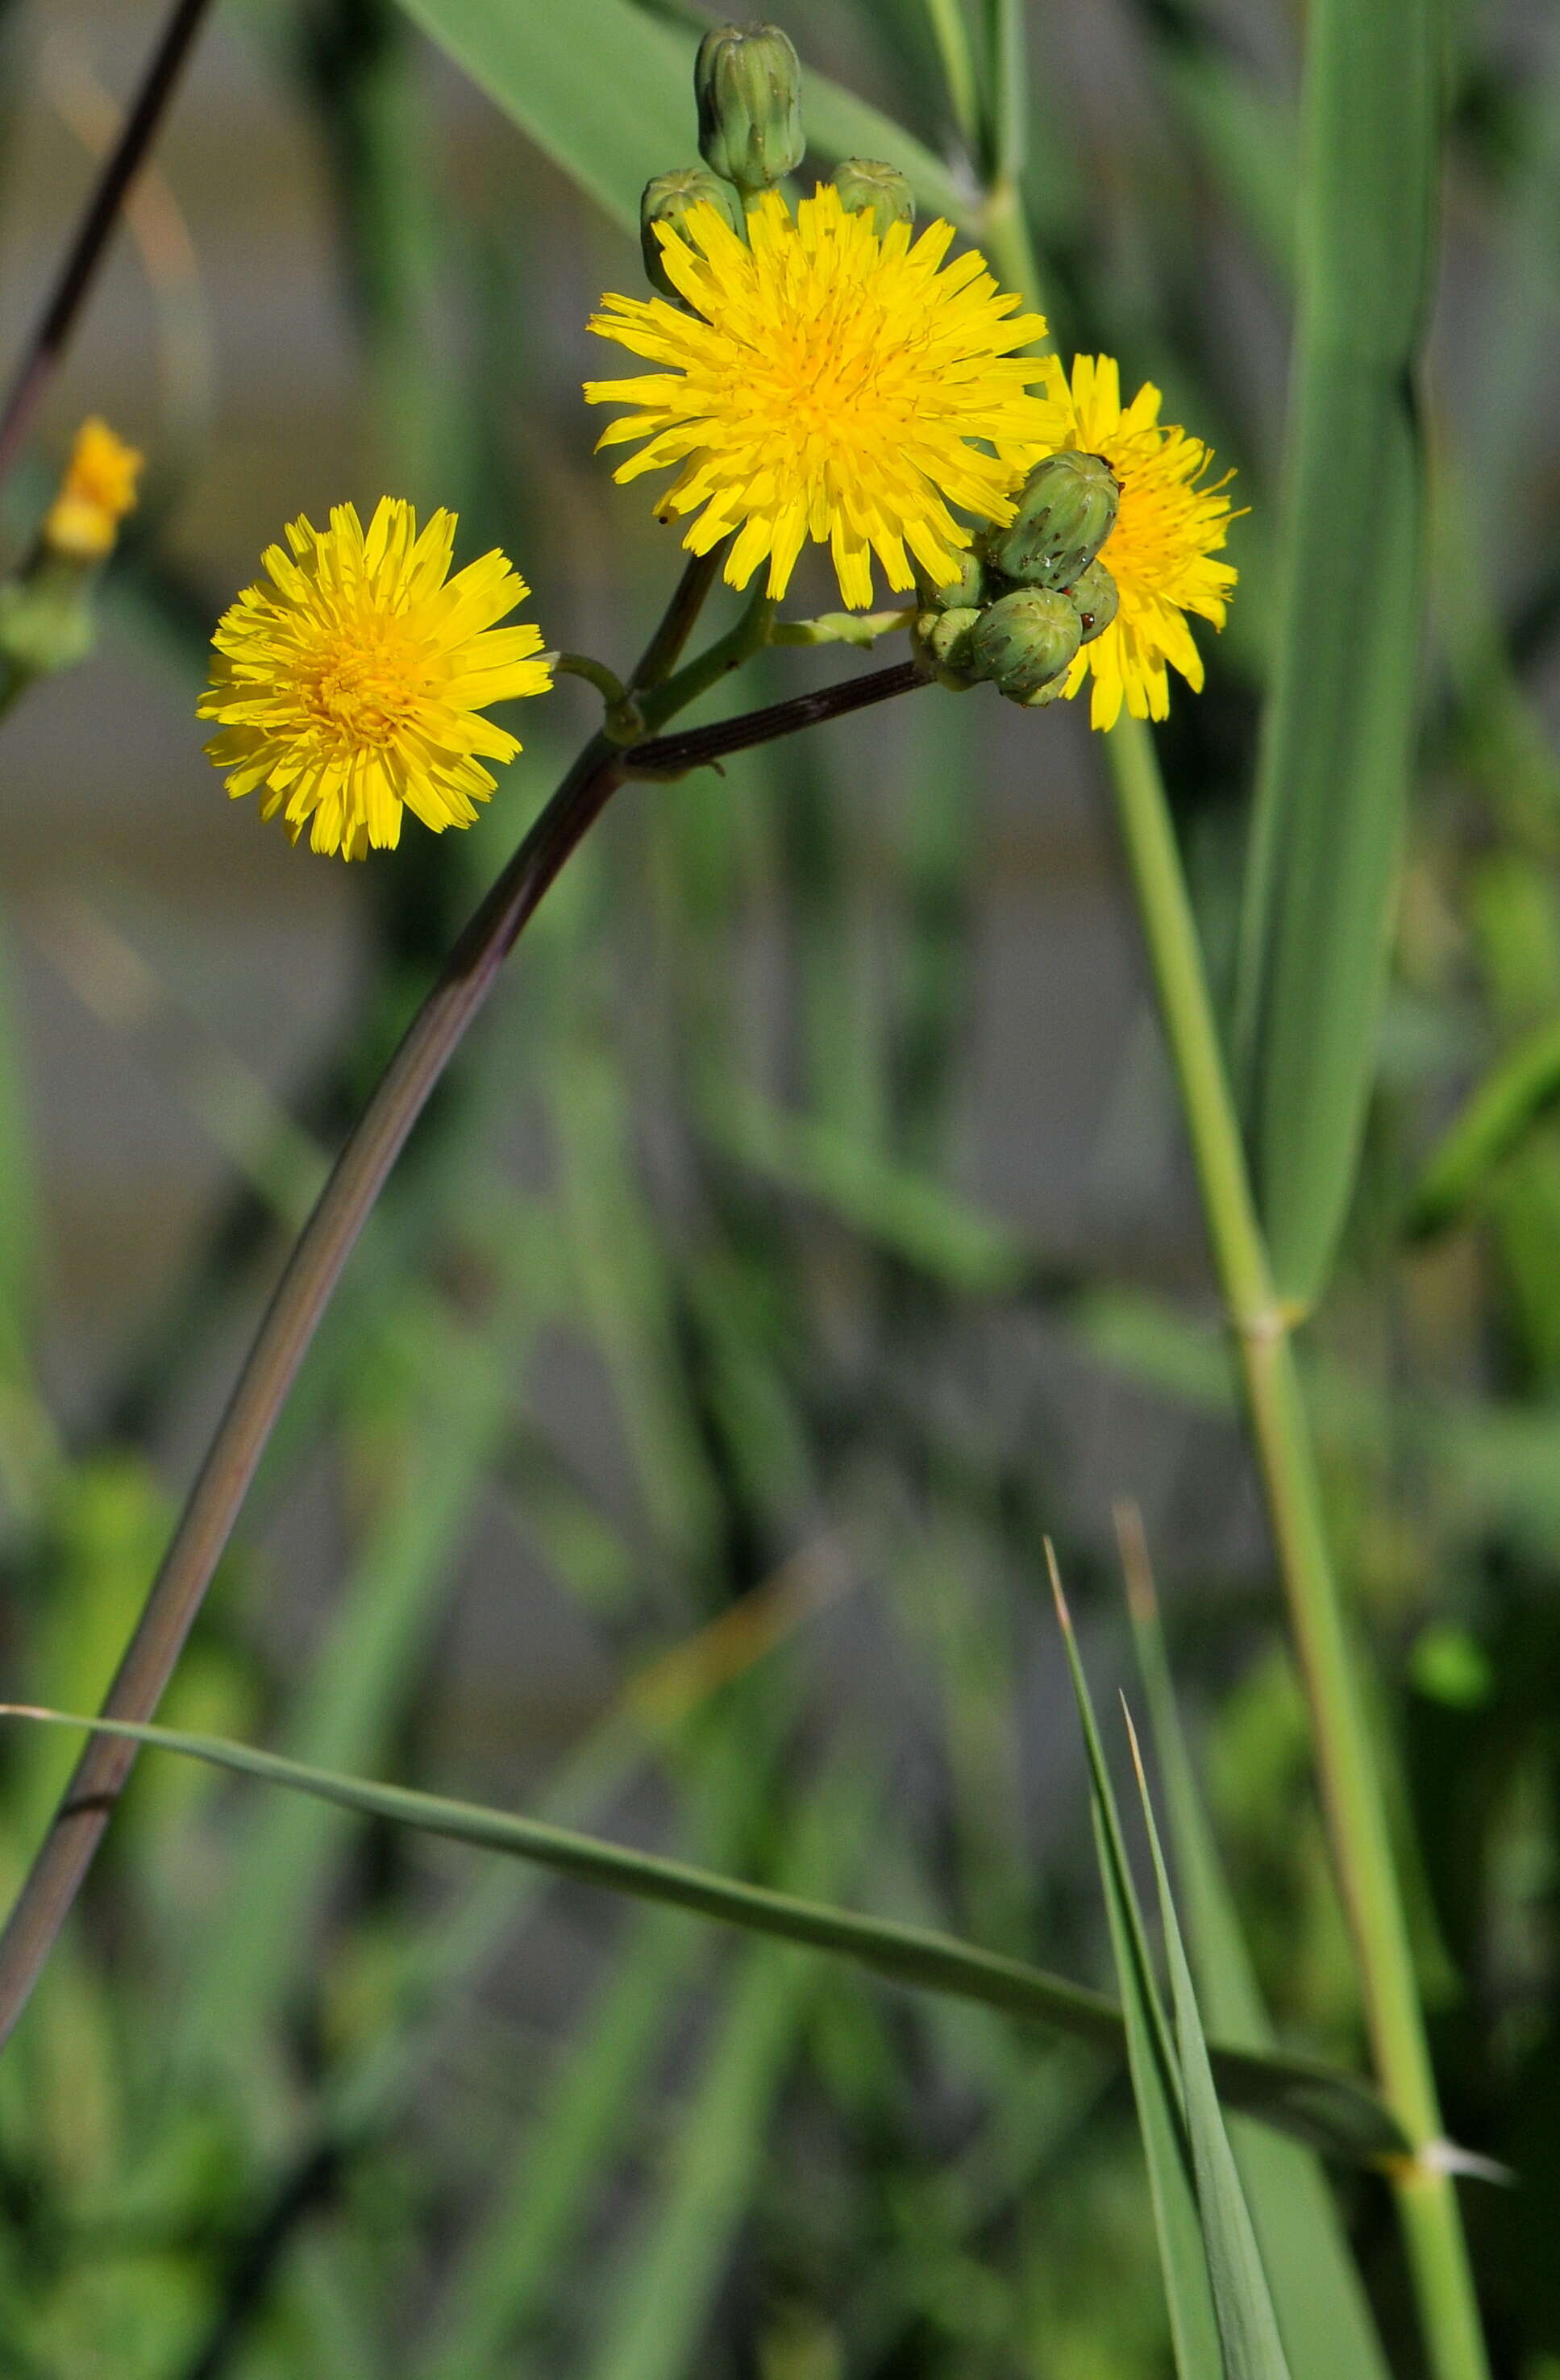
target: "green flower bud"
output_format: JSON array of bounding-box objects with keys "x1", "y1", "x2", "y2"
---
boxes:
[
  {"x1": 830, "y1": 156, "x2": 914, "y2": 239},
  {"x1": 1066, "y1": 556, "x2": 1118, "y2": 644},
  {"x1": 922, "y1": 548, "x2": 988, "y2": 613},
  {"x1": 0, "y1": 556, "x2": 96, "y2": 689},
  {"x1": 990, "y1": 449, "x2": 1118, "y2": 592},
  {"x1": 640, "y1": 169, "x2": 743, "y2": 298},
  {"x1": 967, "y1": 588, "x2": 1081, "y2": 704},
  {"x1": 696, "y1": 22, "x2": 805, "y2": 193},
  {"x1": 913, "y1": 604, "x2": 982, "y2": 686}
]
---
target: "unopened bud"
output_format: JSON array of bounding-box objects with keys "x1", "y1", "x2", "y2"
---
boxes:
[
  {"x1": 696, "y1": 22, "x2": 805, "y2": 193},
  {"x1": 830, "y1": 157, "x2": 913, "y2": 239},
  {"x1": 990, "y1": 449, "x2": 1118, "y2": 592},
  {"x1": 968, "y1": 588, "x2": 1081, "y2": 704},
  {"x1": 914, "y1": 605, "x2": 982, "y2": 687},
  {"x1": 923, "y1": 549, "x2": 988, "y2": 613},
  {"x1": 0, "y1": 557, "x2": 97, "y2": 685},
  {"x1": 641, "y1": 169, "x2": 743, "y2": 297},
  {"x1": 1067, "y1": 557, "x2": 1118, "y2": 644}
]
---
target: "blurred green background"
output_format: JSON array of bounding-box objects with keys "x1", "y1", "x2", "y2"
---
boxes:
[{"x1": 1, "y1": 0, "x2": 1558, "y2": 2373}]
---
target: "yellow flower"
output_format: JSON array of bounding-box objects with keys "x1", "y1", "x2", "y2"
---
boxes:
[
  {"x1": 44, "y1": 418, "x2": 143, "y2": 560},
  {"x1": 1025, "y1": 354, "x2": 1238, "y2": 730},
  {"x1": 198, "y1": 499, "x2": 552, "y2": 862},
  {"x1": 584, "y1": 185, "x2": 1050, "y2": 612}
]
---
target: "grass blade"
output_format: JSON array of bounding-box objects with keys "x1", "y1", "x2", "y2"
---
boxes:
[
  {"x1": 422, "y1": 1708, "x2": 778, "y2": 2380},
  {"x1": 1120, "y1": 1511, "x2": 1392, "y2": 2380},
  {"x1": 1048, "y1": 1548, "x2": 1221, "y2": 2379},
  {"x1": 582, "y1": 1762, "x2": 877, "y2": 2380},
  {"x1": 393, "y1": 0, "x2": 971, "y2": 240},
  {"x1": 0, "y1": 1704, "x2": 1411, "y2": 2166},
  {"x1": 1405, "y1": 1014, "x2": 1560, "y2": 1239},
  {"x1": 1235, "y1": 0, "x2": 1439, "y2": 1309},
  {"x1": 1125, "y1": 1705, "x2": 1292, "y2": 2380}
]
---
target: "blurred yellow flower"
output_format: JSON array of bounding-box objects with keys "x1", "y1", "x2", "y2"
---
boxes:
[
  {"x1": 43, "y1": 418, "x2": 143, "y2": 560},
  {"x1": 584, "y1": 185, "x2": 1050, "y2": 612},
  {"x1": 1026, "y1": 355, "x2": 1238, "y2": 730},
  {"x1": 198, "y1": 499, "x2": 552, "y2": 862}
]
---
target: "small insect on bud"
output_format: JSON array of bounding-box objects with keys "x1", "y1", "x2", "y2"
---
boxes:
[
  {"x1": 914, "y1": 605, "x2": 983, "y2": 687},
  {"x1": 1066, "y1": 556, "x2": 1119, "y2": 645},
  {"x1": 990, "y1": 450, "x2": 1118, "y2": 593},
  {"x1": 830, "y1": 156, "x2": 914, "y2": 239},
  {"x1": 696, "y1": 22, "x2": 805, "y2": 193},
  {"x1": 922, "y1": 549, "x2": 988, "y2": 614},
  {"x1": 640, "y1": 169, "x2": 743, "y2": 298},
  {"x1": 968, "y1": 588, "x2": 1082, "y2": 705}
]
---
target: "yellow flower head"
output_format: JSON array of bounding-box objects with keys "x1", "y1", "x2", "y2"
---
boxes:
[
  {"x1": 1025, "y1": 355, "x2": 1238, "y2": 730},
  {"x1": 198, "y1": 499, "x2": 552, "y2": 862},
  {"x1": 584, "y1": 185, "x2": 1051, "y2": 612},
  {"x1": 44, "y1": 418, "x2": 143, "y2": 560}
]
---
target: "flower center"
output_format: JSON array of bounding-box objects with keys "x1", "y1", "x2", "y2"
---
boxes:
[
  {"x1": 743, "y1": 297, "x2": 907, "y2": 460},
  {"x1": 297, "y1": 626, "x2": 426, "y2": 753}
]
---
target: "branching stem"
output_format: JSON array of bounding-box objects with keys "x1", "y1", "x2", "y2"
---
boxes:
[{"x1": 0, "y1": 586, "x2": 928, "y2": 2051}]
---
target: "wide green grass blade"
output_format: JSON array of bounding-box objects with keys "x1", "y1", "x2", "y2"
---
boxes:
[
  {"x1": 1125, "y1": 1708, "x2": 1292, "y2": 2380},
  {"x1": 1235, "y1": 0, "x2": 1440, "y2": 1310},
  {"x1": 0, "y1": 1705, "x2": 1409, "y2": 2164},
  {"x1": 1049, "y1": 1550, "x2": 1222, "y2": 2380},
  {"x1": 393, "y1": 0, "x2": 970, "y2": 239},
  {"x1": 1121, "y1": 1521, "x2": 1392, "y2": 2380}
]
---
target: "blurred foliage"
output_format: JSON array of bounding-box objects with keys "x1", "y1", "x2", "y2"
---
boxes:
[{"x1": 0, "y1": 0, "x2": 1558, "y2": 2375}]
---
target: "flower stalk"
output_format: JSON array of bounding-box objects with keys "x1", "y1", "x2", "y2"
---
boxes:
[
  {"x1": 1105, "y1": 715, "x2": 1488, "y2": 2380},
  {"x1": 0, "y1": 572, "x2": 930, "y2": 2053}
]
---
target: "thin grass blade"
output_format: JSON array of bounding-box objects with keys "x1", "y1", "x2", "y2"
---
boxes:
[
  {"x1": 582, "y1": 1762, "x2": 877, "y2": 2380},
  {"x1": 1406, "y1": 1014, "x2": 1560, "y2": 1238},
  {"x1": 0, "y1": 1704, "x2": 1410, "y2": 2165},
  {"x1": 1121, "y1": 1512, "x2": 1392, "y2": 2380},
  {"x1": 1125, "y1": 1705, "x2": 1292, "y2": 2380},
  {"x1": 1048, "y1": 1549, "x2": 1221, "y2": 2379}
]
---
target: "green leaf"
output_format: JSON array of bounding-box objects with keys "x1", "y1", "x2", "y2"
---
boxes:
[
  {"x1": 1049, "y1": 1553, "x2": 1222, "y2": 2380},
  {"x1": 1234, "y1": 0, "x2": 1440, "y2": 1309},
  {"x1": 1123, "y1": 1536, "x2": 1392, "y2": 2380},
  {"x1": 1405, "y1": 1015, "x2": 1560, "y2": 1238},
  {"x1": 392, "y1": 0, "x2": 973, "y2": 239},
  {"x1": 0, "y1": 1705, "x2": 1409, "y2": 2166},
  {"x1": 1125, "y1": 1707, "x2": 1292, "y2": 2380}
]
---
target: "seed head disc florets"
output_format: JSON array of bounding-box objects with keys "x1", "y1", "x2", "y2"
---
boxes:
[
  {"x1": 198, "y1": 498, "x2": 552, "y2": 862},
  {"x1": 584, "y1": 185, "x2": 1053, "y2": 612}
]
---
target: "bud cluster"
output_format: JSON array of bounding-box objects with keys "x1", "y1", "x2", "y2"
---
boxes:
[
  {"x1": 640, "y1": 21, "x2": 917, "y2": 295},
  {"x1": 913, "y1": 450, "x2": 1121, "y2": 706}
]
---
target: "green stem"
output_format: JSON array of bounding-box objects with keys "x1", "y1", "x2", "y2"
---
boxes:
[
  {"x1": 980, "y1": 173, "x2": 1046, "y2": 343},
  {"x1": 921, "y1": 0, "x2": 982, "y2": 157},
  {"x1": 551, "y1": 651, "x2": 629, "y2": 708},
  {"x1": 553, "y1": 651, "x2": 645, "y2": 743},
  {"x1": 628, "y1": 545, "x2": 724, "y2": 693},
  {"x1": 639, "y1": 585, "x2": 776, "y2": 731},
  {"x1": 0, "y1": 571, "x2": 915, "y2": 2058},
  {"x1": 1105, "y1": 714, "x2": 1487, "y2": 2380},
  {"x1": 984, "y1": 0, "x2": 1025, "y2": 190}
]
